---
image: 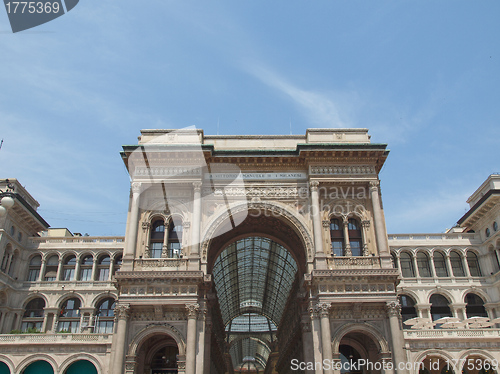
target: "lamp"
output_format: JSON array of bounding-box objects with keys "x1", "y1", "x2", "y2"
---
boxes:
[{"x1": 0, "y1": 179, "x2": 15, "y2": 217}]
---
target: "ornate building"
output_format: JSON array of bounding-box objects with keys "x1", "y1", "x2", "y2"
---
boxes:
[{"x1": 0, "y1": 128, "x2": 498, "y2": 374}]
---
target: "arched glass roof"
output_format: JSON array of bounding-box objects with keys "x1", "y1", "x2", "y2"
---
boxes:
[{"x1": 213, "y1": 236, "x2": 298, "y2": 369}]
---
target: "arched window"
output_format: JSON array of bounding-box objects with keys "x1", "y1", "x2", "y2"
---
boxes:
[
  {"x1": 95, "y1": 298, "x2": 115, "y2": 333},
  {"x1": 167, "y1": 220, "x2": 183, "y2": 258},
  {"x1": 22, "y1": 298, "x2": 45, "y2": 332},
  {"x1": 58, "y1": 298, "x2": 81, "y2": 333},
  {"x1": 391, "y1": 253, "x2": 398, "y2": 269},
  {"x1": 330, "y1": 218, "x2": 344, "y2": 256},
  {"x1": 347, "y1": 218, "x2": 363, "y2": 256},
  {"x1": 466, "y1": 252, "x2": 481, "y2": 277},
  {"x1": 7, "y1": 249, "x2": 18, "y2": 277},
  {"x1": 96, "y1": 255, "x2": 110, "y2": 281},
  {"x1": 0, "y1": 244, "x2": 11, "y2": 272},
  {"x1": 62, "y1": 255, "x2": 76, "y2": 281},
  {"x1": 433, "y1": 252, "x2": 448, "y2": 277},
  {"x1": 400, "y1": 252, "x2": 414, "y2": 277},
  {"x1": 27, "y1": 255, "x2": 42, "y2": 281},
  {"x1": 417, "y1": 252, "x2": 431, "y2": 277},
  {"x1": 430, "y1": 294, "x2": 452, "y2": 324},
  {"x1": 79, "y1": 255, "x2": 93, "y2": 281},
  {"x1": 399, "y1": 294, "x2": 417, "y2": 329},
  {"x1": 112, "y1": 255, "x2": 122, "y2": 277},
  {"x1": 43, "y1": 255, "x2": 59, "y2": 281},
  {"x1": 450, "y1": 251, "x2": 465, "y2": 277},
  {"x1": 150, "y1": 220, "x2": 165, "y2": 258},
  {"x1": 465, "y1": 293, "x2": 488, "y2": 318}
]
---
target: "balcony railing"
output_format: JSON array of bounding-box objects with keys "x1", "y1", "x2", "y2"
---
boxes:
[
  {"x1": 403, "y1": 328, "x2": 500, "y2": 339},
  {"x1": 0, "y1": 333, "x2": 112, "y2": 344},
  {"x1": 388, "y1": 233, "x2": 476, "y2": 242},
  {"x1": 327, "y1": 256, "x2": 380, "y2": 269},
  {"x1": 134, "y1": 258, "x2": 189, "y2": 271},
  {"x1": 29, "y1": 236, "x2": 124, "y2": 247}
]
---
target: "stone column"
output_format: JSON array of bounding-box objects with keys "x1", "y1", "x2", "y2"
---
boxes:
[
  {"x1": 318, "y1": 303, "x2": 333, "y2": 374},
  {"x1": 361, "y1": 220, "x2": 370, "y2": 256},
  {"x1": 108, "y1": 257, "x2": 115, "y2": 281},
  {"x1": 452, "y1": 303, "x2": 467, "y2": 320},
  {"x1": 55, "y1": 259, "x2": 63, "y2": 281},
  {"x1": 203, "y1": 318, "x2": 213, "y2": 374},
  {"x1": 309, "y1": 306, "x2": 323, "y2": 374},
  {"x1": 444, "y1": 254, "x2": 453, "y2": 278},
  {"x1": 39, "y1": 258, "x2": 47, "y2": 282},
  {"x1": 185, "y1": 303, "x2": 199, "y2": 374},
  {"x1": 301, "y1": 318, "x2": 315, "y2": 374},
  {"x1": 428, "y1": 255, "x2": 437, "y2": 278},
  {"x1": 412, "y1": 255, "x2": 420, "y2": 278},
  {"x1": 162, "y1": 217, "x2": 170, "y2": 258},
  {"x1": 123, "y1": 182, "x2": 142, "y2": 269},
  {"x1": 311, "y1": 181, "x2": 327, "y2": 269},
  {"x1": 91, "y1": 258, "x2": 98, "y2": 282},
  {"x1": 369, "y1": 182, "x2": 391, "y2": 266},
  {"x1": 110, "y1": 303, "x2": 130, "y2": 374},
  {"x1": 74, "y1": 256, "x2": 81, "y2": 281},
  {"x1": 342, "y1": 219, "x2": 352, "y2": 256},
  {"x1": 196, "y1": 306, "x2": 207, "y2": 374},
  {"x1": 464, "y1": 256, "x2": 472, "y2": 278},
  {"x1": 386, "y1": 301, "x2": 408, "y2": 374},
  {"x1": 191, "y1": 182, "x2": 202, "y2": 255}
]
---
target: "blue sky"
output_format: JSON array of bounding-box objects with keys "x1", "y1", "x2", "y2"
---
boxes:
[{"x1": 0, "y1": 0, "x2": 499, "y2": 236}]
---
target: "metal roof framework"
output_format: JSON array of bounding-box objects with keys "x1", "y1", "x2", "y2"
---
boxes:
[{"x1": 213, "y1": 237, "x2": 298, "y2": 370}]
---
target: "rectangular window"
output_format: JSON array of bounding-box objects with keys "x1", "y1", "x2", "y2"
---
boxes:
[
  {"x1": 350, "y1": 240, "x2": 362, "y2": 256},
  {"x1": 57, "y1": 321, "x2": 79, "y2": 333},
  {"x1": 27, "y1": 269, "x2": 40, "y2": 281},
  {"x1": 80, "y1": 268, "x2": 92, "y2": 281},
  {"x1": 63, "y1": 269, "x2": 74, "y2": 281},
  {"x1": 96, "y1": 320, "x2": 114, "y2": 334},
  {"x1": 150, "y1": 242, "x2": 163, "y2": 258},
  {"x1": 331, "y1": 240, "x2": 344, "y2": 256},
  {"x1": 168, "y1": 242, "x2": 181, "y2": 258},
  {"x1": 98, "y1": 268, "x2": 109, "y2": 281}
]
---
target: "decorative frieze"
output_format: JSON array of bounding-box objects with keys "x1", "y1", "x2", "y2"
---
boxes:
[
  {"x1": 309, "y1": 165, "x2": 376, "y2": 175},
  {"x1": 202, "y1": 186, "x2": 309, "y2": 198},
  {"x1": 134, "y1": 166, "x2": 202, "y2": 177}
]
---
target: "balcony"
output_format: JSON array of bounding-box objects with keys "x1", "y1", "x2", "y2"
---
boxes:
[
  {"x1": 327, "y1": 256, "x2": 381, "y2": 269},
  {"x1": 0, "y1": 333, "x2": 112, "y2": 344},
  {"x1": 403, "y1": 328, "x2": 500, "y2": 339}
]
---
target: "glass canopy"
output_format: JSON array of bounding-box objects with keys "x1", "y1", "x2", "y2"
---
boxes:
[{"x1": 213, "y1": 236, "x2": 298, "y2": 370}]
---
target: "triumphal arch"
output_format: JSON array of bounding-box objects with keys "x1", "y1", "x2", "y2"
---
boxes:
[{"x1": 113, "y1": 127, "x2": 403, "y2": 374}]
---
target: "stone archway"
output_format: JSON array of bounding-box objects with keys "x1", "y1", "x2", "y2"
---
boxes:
[
  {"x1": 127, "y1": 325, "x2": 187, "y2": 374},
  {"x1": 202, "y1": 200, "x2": 313, "y2": 273},
  {"x1": 333, "y1": 323, "x2": 391, "y2": 374},
  {"x1": 202, "y1": 202, "x2": 312, "y2": 373}
]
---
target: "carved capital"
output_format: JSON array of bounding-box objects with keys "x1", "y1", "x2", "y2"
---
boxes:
[
  {"x1": 193, "y1": 181, "x2": 203, "y2": 192},
  {"x1": 361, "y1": 220, "x2": 370, "y2": 228},
  {"x1": 386, "y1": 301, "x2": 401, "y2": 317},
  {"x1": 183, "y1": 221, "x2": 191, "y2": 229},
  {"x1": 142, "y1": 221, "x2": 151, "y2": 231},
  {"x1": 309, "y1": 180, "x2": 319, "y2": 191},
  {"x1": 316, "y1": 303, "x2": 331, "y2": 317},
  {"x1": 186, "y1": 303, "x2": 199, "y2": 318},
  {"x1": 369, "y1": 181, "x2": 379, "y2": 192},
  {"x1": 115, "y1": 303, "x2": 131, "y2": 320},
  {"x1": 198, "y1": 306, "x2": 208, "y2": 321},
  {"x1": 131, "y1": 182, "x2": 142, "y2": 194},
  {"x1": 322, "y1": 220, "x2": 330, "y2": 228}
]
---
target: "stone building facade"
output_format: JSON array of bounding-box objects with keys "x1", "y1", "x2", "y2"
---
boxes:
[{"x1": 0, "y1": 128, "x2": 498, "y2": 374}]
